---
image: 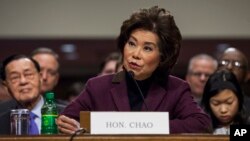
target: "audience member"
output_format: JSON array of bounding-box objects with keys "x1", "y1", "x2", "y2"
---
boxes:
[
  {"x1": 31, "y1": 47, "x2": 60, "y2": 94},
  {"x1": 0, "y1": 54, "x2": 65, "y2": 135},
  {"x1": 98, "y1": 52, "x2": 121, "y2": 76},
  {"x1": 56, "y1": 6, "x2": 212, "y2": 134},
  {"x1": 186, "y1": 54, "x2": 218, "y2": 104},
  {"x1": 201, "y1": 69, "x2": 249, "y2": 135},
  {"x1": 0, "y1": 55, "x2": 43, "y2": 134},
  {"x1": 218, "y1": 47, "x2": 250, "y2": 115},
  {"x1": 31, "y1": 47, "x2": 66, "y2": 107},
  {"x1": 218, "y1": 47, "x2": 248, "y2": 84}
]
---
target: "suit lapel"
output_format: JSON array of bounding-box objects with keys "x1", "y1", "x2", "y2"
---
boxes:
[
  {"x1": 110, "y1": 81, "x2": 130, "y2": 111},
  {"x1": 144, "y1": 83, "x2": 167, "y2": 111},
  {"x1": 110, "y1": 71, "x2": 130, "y2": 111},
  {"x1": 109, "y1": 70, "x2": 167, "y2": 111}
]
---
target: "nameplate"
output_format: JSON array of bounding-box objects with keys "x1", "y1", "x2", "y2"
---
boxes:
[{"x1": 90, "y1": 112, "x2": 169, "y2": 134}]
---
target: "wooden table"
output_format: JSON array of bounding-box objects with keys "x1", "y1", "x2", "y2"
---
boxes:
[{"x1": 0, "y1": 134, "x2": 229, "y2": 141}]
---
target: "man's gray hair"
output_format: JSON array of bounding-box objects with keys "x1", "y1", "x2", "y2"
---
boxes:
[{"x1": 187, "y1": 54, "x2": 218, "y2": 72}]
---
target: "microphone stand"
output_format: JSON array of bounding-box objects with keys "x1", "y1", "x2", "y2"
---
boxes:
[{"x1": 128, "y1": 71, "x2": 149, "y2": 111}]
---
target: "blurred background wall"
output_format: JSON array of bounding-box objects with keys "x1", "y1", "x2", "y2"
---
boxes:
[
  {"x1": 1, "y1": 0, "x2": 250, "y2": 38},
  {"x1": 1, "y1": 0, "x2": 249, "y2": 99}
]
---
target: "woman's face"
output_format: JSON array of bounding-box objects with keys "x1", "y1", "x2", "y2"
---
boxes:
[
  {"x1": 123, "y1": 29, "x2": 161, "y2": 80},
  {"x1": 209, "y1": 89, "x2": 239, "y2": 126}
]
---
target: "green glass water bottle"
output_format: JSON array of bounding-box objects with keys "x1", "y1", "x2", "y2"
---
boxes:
[{"x1": 41, "y1": 92, "x2": 58, "y2": 134}]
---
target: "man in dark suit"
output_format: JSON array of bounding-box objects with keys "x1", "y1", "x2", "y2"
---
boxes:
[{"x1": 0, "y1": 54, "x2": 63, "y2": 135}]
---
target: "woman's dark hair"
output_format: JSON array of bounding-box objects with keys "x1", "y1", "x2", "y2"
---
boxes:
[
  {"x1": 117, "y1": 6, "x2": 182, "y2": 84},
  {"x1": 201, "y1": 69, "x2": 247, "y2": 128},
  {"x1": 0, "y1": 54, "x2": 40, "y2": 80}
]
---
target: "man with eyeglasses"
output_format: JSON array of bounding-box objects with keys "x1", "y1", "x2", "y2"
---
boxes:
[
  {"x1": 31, "y1": 48, "x2": 60, "y2": 95},
  {"x1": 0, "y1": 54, "x2": 65, "y2": 135},
  {"x1": 218, "y1": 47, "x2": 248, "y2": 84},
  {"x1": 218, "y1": 47, "x2": 250, "y2": 114},
  {"x1": 0, "y1": 55, "x2": 42, "y2": 134},
  {"x1": 186, "y1": 54, "x2": 218, "y2": 105}
]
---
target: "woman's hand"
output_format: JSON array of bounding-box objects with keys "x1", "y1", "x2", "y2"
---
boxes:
[{"x1": 56, "y1": 115, "x2": 80, "y2": 134}]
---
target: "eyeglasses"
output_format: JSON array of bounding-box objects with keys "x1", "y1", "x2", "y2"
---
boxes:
[
  {"x1": 189, "y1": 71, "x2": 211, "y2": 78},
  {"x1": 219, "y1": 60, "x2": 246, "y2": 69},
  {"x1": 7, "y1": 72, "x2": 36, "y2": 84}
]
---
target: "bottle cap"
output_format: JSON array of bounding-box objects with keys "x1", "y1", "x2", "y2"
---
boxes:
[{"x1": 45, "y1": 91, "x2": 54, "y2": 100}]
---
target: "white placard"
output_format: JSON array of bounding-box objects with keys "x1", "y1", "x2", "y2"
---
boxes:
[{"x1": 90, "y1": 112, "x2": 169, "y2": 134}]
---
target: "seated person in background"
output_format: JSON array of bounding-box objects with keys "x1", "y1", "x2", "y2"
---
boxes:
[
  {"x1": 186, "y1": 54, "x2": 218, "y2": 105},
  {"x1": 31, "y1": 47, "x2": 59, "y2": 95},
  {"x1": 218, "y1": 47, "x2": 248, "y2": 85},
  {"x1": 31, "y1": 47, "x2": 67, "y2": 107},
  {"x1": 0, "y1": 55, "x2": 43, "y2": 135},
  {"x1": 98, "y1": 52, "x2": 121, "y2": 76},
  {"x1": 218, "y1": 47, "x2": 250, "y2": 115},
  {"x1": 56, "y1": 6, "x2": 212, "y2": 134},
  {"x1": 201, "y1": 69, "x2": 249, "y2": 135}
]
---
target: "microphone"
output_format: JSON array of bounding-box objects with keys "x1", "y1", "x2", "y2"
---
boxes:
[
  {"x1": 69, "y1": 128, "x2": 87, "y2": 141},
  {"x1": 128, "y1": 71, "x2": 149, "y2": 111}
]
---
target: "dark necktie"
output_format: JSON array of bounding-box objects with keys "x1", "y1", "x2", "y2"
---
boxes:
[{"x1": 29, "y1": 112, "x2": 39, "y2": 135}]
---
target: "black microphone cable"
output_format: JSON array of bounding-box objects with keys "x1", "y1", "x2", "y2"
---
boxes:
[
  {"x1": 69, "y1": 128, "x2": 87, "y2": 141},
  {"x1": 128, "y1": 71, "x2": 149, "y2": 111}
]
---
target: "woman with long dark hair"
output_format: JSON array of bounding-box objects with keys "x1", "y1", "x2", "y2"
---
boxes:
[{"x1": 201, "y1": 69, "x2": 249, "y2": 134}]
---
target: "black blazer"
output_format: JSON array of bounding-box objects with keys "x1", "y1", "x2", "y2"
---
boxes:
[{"x1": 0, "y1": 100, "x2": 21, "y2": 135}]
